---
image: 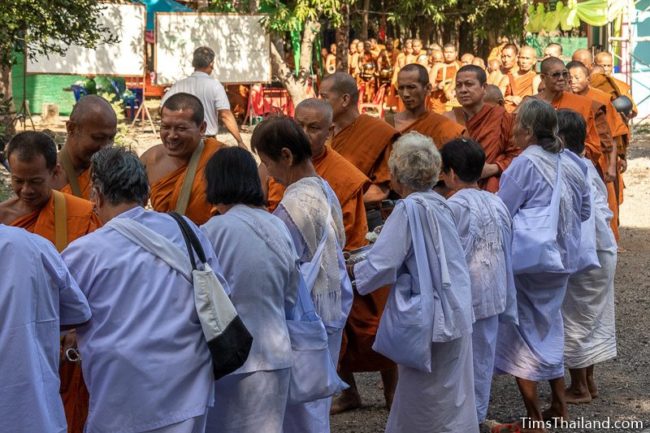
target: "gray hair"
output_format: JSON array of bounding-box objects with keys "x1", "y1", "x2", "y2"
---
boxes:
[
  {"x1": 91, "y1": 147, "x2": 149, "y2": 206},
  {"x1": 192, "y1": 46, "x2": 215, "y2": 69},
  {"x1": 388, "y1": 132, "x2": 441, "y2": 191},
  {"x1": 516, "y1": 98, "x2": 563, "y2": 153}
]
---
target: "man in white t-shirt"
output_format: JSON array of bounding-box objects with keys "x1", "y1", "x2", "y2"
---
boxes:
[{"x1": 162, "y1": 46, "x2": 246, "y2": 148}]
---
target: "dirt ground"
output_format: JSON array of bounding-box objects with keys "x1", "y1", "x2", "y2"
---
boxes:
[{"x1": 1, "y1": 114, "x2": 649, "y2": 432}]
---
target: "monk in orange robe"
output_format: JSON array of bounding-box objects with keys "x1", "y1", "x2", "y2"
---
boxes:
[
  {"x1": 51, "y1": 95, "x2": 118, "y2": 200},
  {"x1": 141, "y1": 93, "x2": 225, "y2": 225},
  {"x1": 536, "y1": 57, "x2": 602, "y2": 171},
  {"x1": 504, "y1": 46, "x2": 541, "y2": 113},
  {"x1": 428, "y1": 43, "x2": 462, "y2": 113},
  {"x1": 393, "y1": 63, "x2": 466, "y2": 147},
  {"x1": 568, "y1": 60, "x2": 627, "y2": 240},
  {"x1": 0, "y1": 131, "x2": 100, "y2": 433},
  {"x1": 318, "y1": 75, "x2": 400, "y2": 412},
  {"x1": 496, "y1": 44, "x2": 519, "y2": 97},
  {"x1": 444, "y1": 65, "x2": 519, "y2": 192}
]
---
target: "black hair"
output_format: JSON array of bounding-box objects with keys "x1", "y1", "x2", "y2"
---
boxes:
[
  {"x1": 250, "y1": 116, "x2": 312, "y2": 164},
  {"x1": 457, "y1": 65, "x2": 487, "y2": 85},
  {"x1": 91, "y1": 147, "x2": 149, "y2": 206},
  {"x1": 205, "y1": 147, "x2": 265, "y2": 206},
  {"x1": 162, "y1": 92, "x2": 205, "y2": 126},
  {"x1": 557, "y1": 109, "x2": 586, "y2": 155},
  {"x1": 440, "y1": 138, "x2": 486, "y2": 183},
  {"x1": 7, "y1": 131, "x2": 58, "y2": 170}
]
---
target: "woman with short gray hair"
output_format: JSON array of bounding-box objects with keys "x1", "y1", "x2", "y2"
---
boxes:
[
  {"x1": 495, "y1": 98, "x2": 591, "y2": 424},
  {"x1": 349, "y1": 132, "x2": 478, "y2": 433}
]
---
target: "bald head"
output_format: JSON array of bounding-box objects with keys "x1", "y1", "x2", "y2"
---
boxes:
[
  {"x1": 69, "y1": 95, "x2": 117, "y2": 124},
  {"x1": 544, "y1": 43, "x2": 563, "y2": 59},
  {"x1": 595, "y1": 51, "x2": 614, "y2": 75},
  {"x1": 295, "y1": 98, "x2": 333, "y2": 156},
  {"x1": 541, "y1": 56, "x2": 565, "y2": 75},
  {"x1": 567, "y1": 61, "x2": 590, "y2": 94},
  {"x1": 517, "y1": 46, "x2": 538, "y2": 72},
  {"x1": 66, "y1": 95, "x2": 118, "y2": 168},
  {"x1": 484, "y1": 85, "x2": 505, "y2": 106},
  {"x1": 320, "y1": 72, "x2": 359, "y2": 105},
  {"x1": 572, "y1": 49, "x2": 593, "y2": 69},
  {"x1": 296, "y1": 98, "x2": 333, "y2": 124}
]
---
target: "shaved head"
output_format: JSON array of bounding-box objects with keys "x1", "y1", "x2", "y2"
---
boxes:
[
  {"x1": 544, "y1": 43, "x2": 563, "y2": 59},
  {"x1": 66, "y1": 94, "x2": 118, "y2": 169},
  {"x1": 485, "y1": 85, "x2": 505, "y2": 106},
  {"x1": 400, "y1": 63, "x2": 430, "y2": 85},
  {"x1": 320, "y1": 72, "x2": 359, "y2": 105},
  {"x1": 595, "y1": 51, "x2": 614, "y2": 75},
  {"x1": 541, "y1": 57, "x2": 565, "y2": 74},
  {"x1": 70, "y1": 95, "x2": 117, "y2": 124},
  {"x1": 572, "y1": 49, "x2": 593, "y2": 68},
  {"x1": 591, "y1": 65, "x2": 605, "y2": 75},
  {"x1": 566, "y1": 60, "x2": 589, "y2": 76},
  {"x1": 295, "y1": 98, "x2": 333, "y2": 124},
  {"x1": 520, "y1": 46, "x2": 537, "y2": 58}
]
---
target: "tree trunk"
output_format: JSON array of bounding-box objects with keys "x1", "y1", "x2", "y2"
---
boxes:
[
  {"x1": 361, "y1": 0, "x2": 370, "y2": 40},
  {"x1": 336, "y1": 4, "x2": 350, "y2": 71},
  {"x1": 0, "y1": 64, "x2": 14, "y2": 141},
  {"x1": 248, "y1": 0, "x2": 259, "y2": 13},
  {"x1": 269, "y1": 21, "x2": 321, "y2": 106}
]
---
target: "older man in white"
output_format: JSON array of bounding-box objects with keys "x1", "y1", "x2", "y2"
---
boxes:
[{"x1": 63, "y1": 147, "x2": 228, "y2": 433}]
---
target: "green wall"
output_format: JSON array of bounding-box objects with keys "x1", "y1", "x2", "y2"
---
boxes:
[{"x1": 11, "y1": 52, "x2": 85, "y2": 116}]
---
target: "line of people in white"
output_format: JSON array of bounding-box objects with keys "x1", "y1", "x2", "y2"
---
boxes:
[{"x1": 0, "y1": 97, "x2": 616, "y2": 433}]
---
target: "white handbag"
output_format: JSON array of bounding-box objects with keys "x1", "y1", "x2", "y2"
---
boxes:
[
  {"x1": 286, "y1": 193, "x2": 347, "y2": 403},
  {"x1": 371, "y1": 197, "x2": 440, "y2": 373},
  {"x1": 576, "y1": 188, "x2": 601, "y2": 272},
  {"x1": 511, "y1": 154, "x2": 565, "y2": 274},
  {"x1": 107, "y1": 213, "x2": 253, "y2": 380}
]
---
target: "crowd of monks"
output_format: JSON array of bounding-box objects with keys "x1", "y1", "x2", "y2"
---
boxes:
[{"x1": 0, "y1": 37, "x2": 636, "y2": 433}]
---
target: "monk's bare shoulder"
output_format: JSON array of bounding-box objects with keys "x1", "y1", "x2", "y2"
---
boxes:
[
  {"x1": 140, "y1": 144, "x2": 165, "y2": 167},
  {"x1": 0, "y1": 197, "x2": 21, "y2": 224}
]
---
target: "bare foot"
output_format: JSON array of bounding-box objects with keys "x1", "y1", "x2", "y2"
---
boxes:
[
  {"x1": 330, "y1": 391, "x2": 362, "y2": 415},
  {"x1": 587, "y1": 376, "x2": 599, "y2": 399},
  {"x1": 542, "y1": 406, "x2": 568, "y2": 422},
  {"x1": 564, "y1": 386, "x2": 592, "y2": 404}
]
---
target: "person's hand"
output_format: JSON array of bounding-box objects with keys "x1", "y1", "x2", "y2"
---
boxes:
[
  {"x1": 481, "y1": 163, "x2": 499, "y2": 179},
  {"x1": 237, "y1": 140, "x2": 249, "y2": 151},
  {"x1": 61, "y1": 330, "x2": 78, "y2": 363},
  {"x1": 619, "y1": 157, "x2": 627, "y2": 174}
]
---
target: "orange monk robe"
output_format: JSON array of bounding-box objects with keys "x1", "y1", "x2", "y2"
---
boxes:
[
  {"x1": 330, "y1": 114, "x2": 399, "y2": 186},
  {"x1": 399, "y1": 111, "x2": 467, "y2": 148},
  {"x1": 430, "y1": 62, "x2": 461, "y2": 114},
  {"x1": 451, "y1": 104, "x2": 519, "y2": 192},
  {"x1": 586, "y1": 87, "x2": 628, "y2": 241},
  {"x1": 61, "y1": 167, "x2": 92, "y2": 200},
  {"x1": 149, "y1": 137, "x2": 225, "y2": 225},
  {"x1": 10, "y1": 192, "x2": 100, "y2": 244},
  {"x1": 504, "y1": 70, "x2": 537, "y2": 113},
  {"x1": 10, "y1": 192, "x2": 99, "y2": 433},
  {"x1": 542, "y1": 92, "x2": 602, "y2": 173},
  {"x1": 591, "y1": 73, "x2": 638, "y2": 117}
]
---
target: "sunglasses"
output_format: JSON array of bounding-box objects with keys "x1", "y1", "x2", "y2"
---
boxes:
[{"x1": 544, "y1": 70, "x2": 569, "y2": 79}]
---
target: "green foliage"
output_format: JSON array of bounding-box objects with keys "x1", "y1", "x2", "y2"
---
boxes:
[
  {"x1": 0, "y1": 0, "x2": 114, "y2": 67},
  {"x1": 97, "y1": 91, "x2": 138, "y2": 149}
]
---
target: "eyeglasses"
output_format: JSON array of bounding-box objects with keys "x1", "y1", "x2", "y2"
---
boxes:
[{"x1": 544, "y1": 70, "x2": 569, "y2": 79}]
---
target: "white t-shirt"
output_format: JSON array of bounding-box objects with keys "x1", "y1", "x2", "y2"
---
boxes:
[{"x1": 162, "y1": 71, "x2": 230, "y2": 135}]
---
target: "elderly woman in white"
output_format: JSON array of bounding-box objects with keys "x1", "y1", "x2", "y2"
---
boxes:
[{"x1": 350, "y1": 132, "x2": 479, "y2": 433}]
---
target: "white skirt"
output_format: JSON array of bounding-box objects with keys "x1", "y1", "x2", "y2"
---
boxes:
[
  {"x1": 472, "y1": 315, "x2": 499, "y2": 423},
  {"x1": 385, "y1": 334, "x2": 479, "y2": 433},
  {"x1": 144, "y1": 413, "x2": 207, "y2": 433},
  {"x1": 206, "y1": 369, "x2": 290, "y2": 433},
  {"x1": 563, "y1": 249, "x2": 617, "y2": 369}
]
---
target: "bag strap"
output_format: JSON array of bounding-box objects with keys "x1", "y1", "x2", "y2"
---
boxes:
[
  {"x1": 59, "y1": 150, "x2": 82, "y2": 198},
  {"x1": 175, "y1": 140, "x2": 205, "y2": 215},
  {"x1": 107, "y1": 217, "x2": 193, "y2": 282},
  {"x1": 52, "y1": 190, "x2": 68, "y2": 252},
  {"x1": 549, "y1": 153, "x2": 563, "y2": 228},
  {"x1": 168, "y1": 211, "x2": 207, "y2": 270}
]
